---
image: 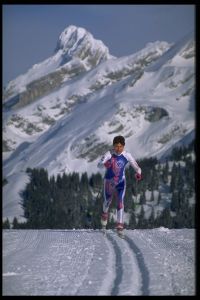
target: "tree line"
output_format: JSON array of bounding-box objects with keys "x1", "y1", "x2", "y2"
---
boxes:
[{"x1": 3, "y1": 141, "x2": 195, "y2": 229}]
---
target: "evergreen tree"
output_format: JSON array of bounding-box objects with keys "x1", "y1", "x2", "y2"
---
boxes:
[
  {"x1": 148, "y1": 207, "x2": 155, "y2": 229},
  {"x1": 137, "y1": 206, "x2": 148, "y2": 228},
  {"x1": 140, "y1": 191, "x2": 146, "y2": 205},
  {"x1": 152, "y1": 167, "x2": 159, "y2": 190},
  {"x1": 176, "y1": 163, "x2": 184, "y2": 190},
  {"x1": 150, "y1": 191, "x2": 154, "y2": 202},
  {"x1": 162, "y1": 160, "x2": 169, "y2": 184},
  {"x1": 188, "y1": 205, "x2": 195, "y2": 228},
  {"x1": 170, "y1": 162, "x2": 178, "y2": 191},
  {"x1": 154, "y1": 210, "x2": 162, "y2": 228},
  {"x1": 124, "y1": 186, "x2": 134, "y2": 210},
  {"x1": 3, "y1": 218, "x2": 10, "y2": 229},
  {"x1": 157, "y1": 192, "x2": 162, "y2": 205},
  {"x1": 91, "y1": 193, "x2": 102, "y2": 229},
  {"x1": 160, "y1": 207, "x2": 173, "y2": 228},
  {"x1": 171, "y1": 191, "x2": 179, "y2": 212},
  {"x1": 89, "y1": 173, "x2": 102, "y2": 192},
  {"x1": 13, "y1": 217, "x2": 20, "y2": 229},
  {"x1": 129, "y1": 210, "x2": 137, "y2": 229},
  {"x1": 3, "y1": 178, "x2": 8, "y2": 186}
]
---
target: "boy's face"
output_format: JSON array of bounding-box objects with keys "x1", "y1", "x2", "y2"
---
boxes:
[{"x1": 113, "y1": 143, "x2": 124, "y2": 155}]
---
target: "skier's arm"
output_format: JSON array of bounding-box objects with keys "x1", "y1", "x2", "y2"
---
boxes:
[
  {"x1": 97, "y1": 151, "x2": 112, "y2": 169},
  {"x1": 126, "y1": 152, "x2": 141, "y2": 175}
]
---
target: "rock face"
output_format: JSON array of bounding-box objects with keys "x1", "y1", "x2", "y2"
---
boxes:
[
  {"x1": 144, "y1": 107, "x2": 169, "y2": 122},
  {"x1": 4, "y1": 63, "x2": 86, "y2": 110}
]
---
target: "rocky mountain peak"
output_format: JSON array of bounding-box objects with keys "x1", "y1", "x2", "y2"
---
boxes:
[
  {"x1": 55, "y1": 25, "x2": 114, "y2": 66},
  {"x1": 56, "y1": 25, "x2": 90, "y2": 51}
]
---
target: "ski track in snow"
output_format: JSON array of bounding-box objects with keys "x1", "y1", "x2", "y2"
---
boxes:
[{"x1": 3, "y1": 229, "x2": 195, "y2": 296}]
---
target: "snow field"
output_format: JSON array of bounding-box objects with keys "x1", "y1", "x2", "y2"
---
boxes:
[{"x1": 3, "y1": 228, "x2": 195, "y2": 296}]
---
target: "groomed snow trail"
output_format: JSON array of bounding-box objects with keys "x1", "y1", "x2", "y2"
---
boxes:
[{"x1": 3, "y1": 228, "x2": 195, "y2": 295}]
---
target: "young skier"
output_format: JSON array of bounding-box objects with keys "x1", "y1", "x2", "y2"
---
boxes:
[{"x1": 97, "y1": 135, "x2": 142, "y2": 236}]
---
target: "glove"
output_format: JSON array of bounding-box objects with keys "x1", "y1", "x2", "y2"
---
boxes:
[
  {"x1": 104, "y1": 161, "x2": 112, "y2": 168},
  {"x1": 135, "y1": 173, "x2": 142, "y2": 181}
]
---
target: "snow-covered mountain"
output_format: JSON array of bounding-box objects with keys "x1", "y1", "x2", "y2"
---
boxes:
[
  {"x1": 3, "y1": 25, "x2": 114, "y2": 104},
  {"x1": 3, "y1": 26, "x2": 195, "y2": 220}
]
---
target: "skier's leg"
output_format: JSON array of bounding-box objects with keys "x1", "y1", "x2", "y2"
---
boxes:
[
  {"x1": 116, "y1": 180, "x2": 126, "y2": 230},
  {"x1": 103, "y1": 179, "x2": 115, "y2": 213},
  {"x1": 101, "y1": 179, "x2": 114, "y2": 227}
]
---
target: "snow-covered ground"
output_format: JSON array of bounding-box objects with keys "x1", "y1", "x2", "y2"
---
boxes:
[{"x1": 3, "y1": 228, "x2": 195, "y2": 295}]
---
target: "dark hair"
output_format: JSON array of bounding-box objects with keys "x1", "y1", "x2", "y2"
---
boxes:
[{"x1": 113, "y1": 135, "x2": 125, "y2": 146}]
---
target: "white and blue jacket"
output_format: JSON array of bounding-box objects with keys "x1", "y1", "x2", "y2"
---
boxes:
[{"x1": 97, "y1": 150, "x2": 141, "y2": 184}]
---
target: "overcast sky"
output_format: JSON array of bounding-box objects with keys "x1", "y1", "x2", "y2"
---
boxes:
[{"x1": 3, "y1": 4, "x2": 195, "y2": 87}]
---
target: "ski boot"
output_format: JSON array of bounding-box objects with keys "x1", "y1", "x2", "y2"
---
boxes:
[
  {"x1": 116, "y1": 223, "x2": 125, "y2": 239},
  {"x1": 101, "y1": 212, "x2": 108, "y2": 235}
]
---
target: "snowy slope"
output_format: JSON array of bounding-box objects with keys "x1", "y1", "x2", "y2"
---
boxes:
[
  {"x1": 3, "y1": 27, "x2": 195, "y2": 221},
  {"x1": 3, "y1": 37, "x2": 171, "y2": 155},
  {"x1": 3, "y1": 228, "x2": 195, "y2": 295}
]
